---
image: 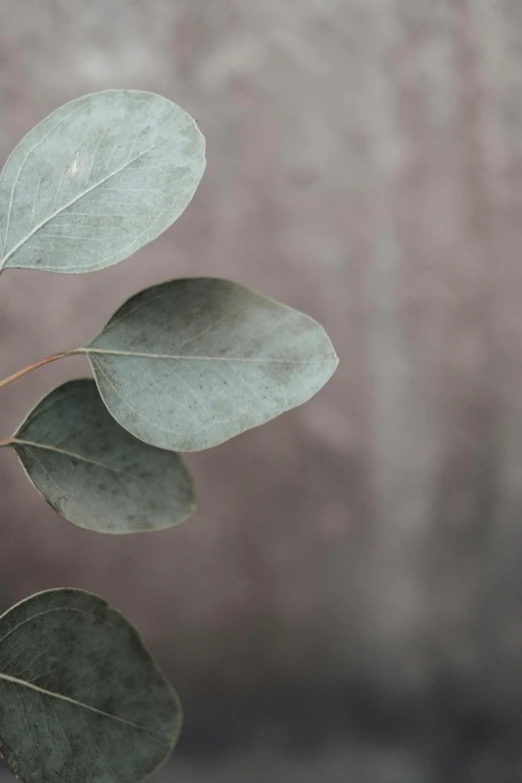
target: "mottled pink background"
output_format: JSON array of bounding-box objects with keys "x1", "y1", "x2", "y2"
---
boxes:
[{"x1": 1, "y1": 2, "x2": 522, "y2": 779}]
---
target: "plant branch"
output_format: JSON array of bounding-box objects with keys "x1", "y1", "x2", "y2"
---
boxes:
[{"x1": 0, "y1": 350, "x2": 78, "y2": 391}]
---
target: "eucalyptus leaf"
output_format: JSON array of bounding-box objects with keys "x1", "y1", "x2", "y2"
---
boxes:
[
  {"x1": 8, "y1": 379, "x2": 196, "y2": 533},
  {"x1": 0, "y1": 588, "x2": 181, "y2": 783},
  {"x1": 0, "y1": 90, "x2": 205, "y2": 273},
  {"x1": 84, "y1": 277, "x2": 338, "y2": 451}
]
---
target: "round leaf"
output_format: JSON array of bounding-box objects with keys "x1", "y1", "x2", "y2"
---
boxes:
[
  {"x1": 0, "y1": 90, "x2": 205, "y2": 273},
  {"x1": 0, "y1": 588, "x2": 181, "y2": 783},
  {"x1": 9, "y1": 378, "x2": 196, "y2": 533},
  {"x1": 85, "y1": 278, "x2": 339, "y2": 451}
]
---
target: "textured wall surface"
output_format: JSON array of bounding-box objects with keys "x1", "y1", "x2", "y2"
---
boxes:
[{"x1": 1, "y1": 1, "x2": 522, "y2": 780}]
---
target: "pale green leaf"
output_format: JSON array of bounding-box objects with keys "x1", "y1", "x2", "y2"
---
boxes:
[
  {"x1": 0, "y1": 588, "x2": 181, "y2": 783},
  {"x1": 0, "y1": 90, "x2": 205, "y2": 273},
  {"x1": 8, "y1": 378, "x2": 196, "y2": 533},
  {"x1": 84, "y1": 278, "x2": 339, "y2": 451}
]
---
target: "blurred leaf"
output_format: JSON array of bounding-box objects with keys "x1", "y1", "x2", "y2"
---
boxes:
[
  {"x1": 0, "y1": 90, "x2": 205, "y2": 273},
  {"x1": 0, "y1": 588, "x2": 181, "y2": 783},
  {"x1": 9, "y1": 378, "x2": 195, "y2": 533},
  {"x1": 85, "y1": 277, "x2": 339, "y2": 451}
]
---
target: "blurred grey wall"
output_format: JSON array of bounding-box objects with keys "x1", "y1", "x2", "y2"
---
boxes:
[{"x1": 1, "y1": 0, "x2": 522, "y2": 756}]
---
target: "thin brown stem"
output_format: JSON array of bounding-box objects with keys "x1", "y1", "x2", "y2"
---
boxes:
[
  {"x1": 0, "y1": 438, "x2": 12, "y2": 448},
  {"x1": 0, "y1": 350, "x2": 78, "y2": 391}
]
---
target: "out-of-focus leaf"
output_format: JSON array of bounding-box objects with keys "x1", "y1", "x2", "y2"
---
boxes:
[{"x1": 0, "y1": 588, "x2": 182, "y2": 783}]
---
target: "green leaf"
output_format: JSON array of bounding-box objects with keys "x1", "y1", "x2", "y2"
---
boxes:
[
  {"x1": 0, "y1": 90, "x2": 205, "y2": 274},
  {"x1": 8, "y1": 379, "x2": 196, "y2": 533},
  {"x1": 0, "y1": 588, "x2": 181, "y2": 783},
  {"x1": 84, "y1": 278, "x2": 338, "y2": 451}
]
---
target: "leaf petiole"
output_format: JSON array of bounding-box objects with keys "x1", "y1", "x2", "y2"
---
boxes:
[{"x1": 0, "y1": 349, "x2": 78, "y2": 391}]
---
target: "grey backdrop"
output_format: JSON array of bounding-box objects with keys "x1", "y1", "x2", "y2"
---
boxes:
[{"x1": 1, "y1": 1, "x2": 522, "y2": 781}]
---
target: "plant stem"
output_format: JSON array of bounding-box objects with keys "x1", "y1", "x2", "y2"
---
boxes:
[
  {"x1": 0, "y1": 350, "x2": 77, "y2": 391},
  {"x1": 0, "y1": 438, "x2": 12, "y2": 448}
]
